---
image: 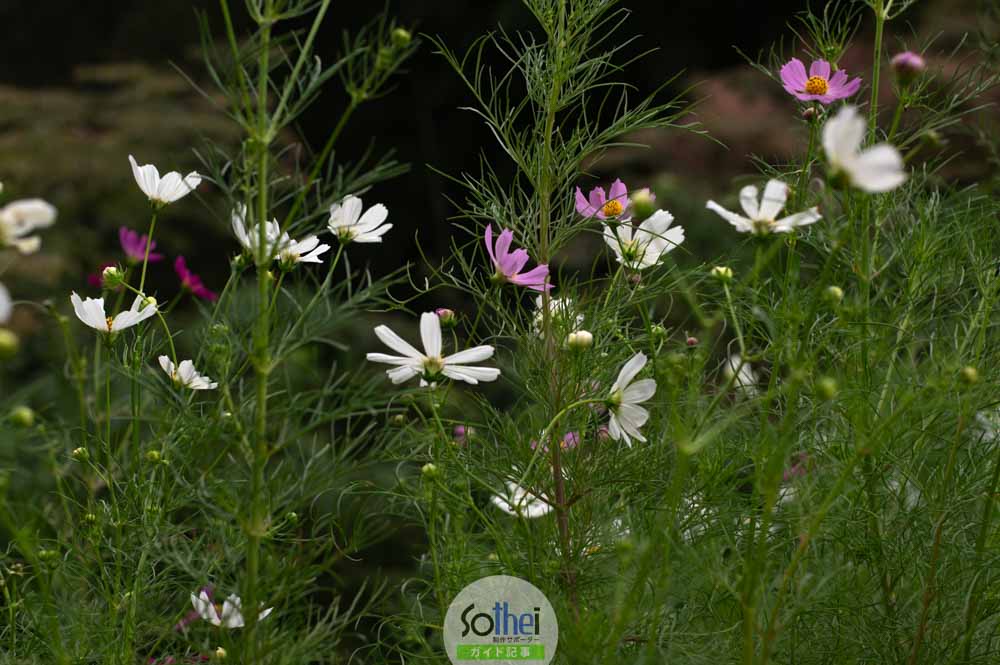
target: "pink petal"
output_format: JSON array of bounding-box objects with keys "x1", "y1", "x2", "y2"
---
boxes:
[
  {"x1": 504, "y1": 247, "x2": 530, "y2": 275},
  {"x1": 494, "y1": 228, "x2": 514, "y2": 265},
  {"x1": 608, "y1": 178, "x2": 628, "y2": 203},
  {"x1": 809, "y1": 60, "x2": 831, "y2": 79},
  {"x1": 588, "y1": 187, "x2": 606, "y2": 212},
  {"x1": 575, "y1": 187, "x2": 596, "y2": 217},
  {"x1": 484, "y1": 224, "x2": 497, "y2": 266},
  {"x1": 780, "y1": 58, "x2": 808, "y2": 88}
]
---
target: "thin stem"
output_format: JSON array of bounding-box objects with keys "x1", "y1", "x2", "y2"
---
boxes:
[
  {"x1": 137, "y1": 212, "x2": 158, "y2": 295},
  {"x1": 868, "y1": 0, "x2": 886, "y2": 135}
]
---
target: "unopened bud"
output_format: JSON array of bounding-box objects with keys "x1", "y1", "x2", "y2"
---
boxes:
[
  {"x1": 824, "y1": 285, "x2": 844, "y2": 304},
  {"x1": 0, "y1": 329, "x2": 20, "y2": 360},
  {"x1": 802, "y1": 106, "x2": 820, "y2": 122},
  {"x1": 960, "y1": 366, "x2": 979, "y2": 385},
  {"x1": 435, "y1": 308, "x2": 457, "y2": 329},
  {"x1": 391, "y1": 27, "x2": 412, "y2": 49},
  {"x1": 651, "y1": 324, "x2": 667, "y2": 343},
  {"x1": 567, "y1": 330, "x2": 593, "y2": 350},
  {"x1": 145, "y1": 450, "x2": 162, "y2": 463},
  {"x1": 390, "y1": 413, "x2": 406, "y2": 426},
  {"x1": 421, "y1": 462, "x2": 439, "y2": 479},
  {"x1": 711, "y1": 266, "x2": 734, "y2": 282},
  {"x1": 71, "y1": 447, "x2": 89, "y2": 462},
  {"x1": 816, "y1": 376, "x2": 838, "y2": 400},
  {"x1": 284, "y1": 511, "x2": 299, "y2": 525},
  {"x1": 213, "y1": 646, "x2": 227, "y2": 661},
  {"x1": 8, "y1": 405, "x2": 35, "y2": 428},
  {"x1": 891, "y1": 51, "x2": 926, "y2": 85},
  {"x1": 630, "y1": 188, "x2": 657, "y2": 220},
  {"x1": 102, "y1": 266, "x2": 125, "y2": 288},
  {"x1": 686, "y1": 336, "x2": 699, "y2": 347}
]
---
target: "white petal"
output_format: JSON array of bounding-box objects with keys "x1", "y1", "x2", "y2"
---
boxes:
[
  {"x1": 443, "y1": 345, "x2": 494, "y2": 365},
  {"x1": 191, "y1": 591, "x2": 221, "y2": 626},
  {"x1": 443, "y1": 365, "x2": 501, "y2": 384},
  {"x1": 419, "y1": 312, "x2": 442, "y2": 358},
  {"x1": 848, "y1": 145, "x2": 907, "y2": 193},
  {"x1": 773, "y1": 208, "x2": 822, "y2": 232},
  {"x1": 0, "y1": 282, "x2": 11, "y2": 324},
  {"x1": 611, "y1": 352, "x2": 647, "y2": 393},
  {"x1": 355, "y1": 203, "x2": 388, "y2": 233},
  {"x1": 706, "y1": 201, "x2": 752, "y2": 233},
  {"x1": 386, "y1": 365, "x2": 421, "y2": 384},
  {"x1": 366, "y1": 352, "x2": 417, "y2": 366},
  {"x1": 622, "y1": 378, "x2": 656, "y2": 404},
  {"x1": 158, "y1": 355, "x2": 174, "y2": 375},
  {"x1": 823, "y1": 105, "x2": 865, "y2": 167},
  {"x1": 739, "y1": 185, "x2": 760, "y2": 219},
  {"x1": 757, "y1": 180, "x2": 788, "y2": 221},
  {"x1": 220, "y1": 595, "x2": 245, "y2": 628},
  {"x1": 70, "y1": 292, "x2": 107, "y2": 331},
  {"x1": 373, "y1": 324, "x2": 423, "y2": 359}
]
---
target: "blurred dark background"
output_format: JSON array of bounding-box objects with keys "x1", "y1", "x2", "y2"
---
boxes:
[{"x1": 0, "y1": 0, "x2": 992, "y2": 367}]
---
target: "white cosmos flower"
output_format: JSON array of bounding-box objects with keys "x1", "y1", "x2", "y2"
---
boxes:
[
  {"x1": 158, "y1": 356, "x2": 218, "y2": 390},
  {"x1": 328, "y1": 195, "x2": 391, "y2": 243},
  {"x1": 0, "y1": 199, "x2": 57, "y2": 254},
  {"x1": 70, "y1": 292, "x2": 157, "y2": 334},
  {"x1": 706, "y1": 180, "x2": 821, "y2": 235},
  {"x1": 0, "y1": 281, "x2": 10, "y2": 324},
  {"x1": 491, "y1": 481, "x2": 552, "y2": 518},
  {"x1": 606, "y1": 351, "x2": 656, "y2": 445},
  {"x1": 231, "y1": 203, "x2": 290, "y2": 257},
  {"x1": 128, "y1": 155, "x2": 201, "y2": 205},
  {"x1": 603, "y1": 209, "x2": 685, "y2": 269},
  {"x1": 279, "y1": 235, "x2": 330, "y2": 265},
  {"x1": 366, "y1": 312, "x2": 500, "y2": 385},
  {"x1": 190, "y1": 590, "x2": 272, "y2": 629},
  {"x1": 724, "y1": 354, "x2": 758, "y2": 397},
  {"x1": 823, "y1": 106, "x2": 906, "y2": 193}
]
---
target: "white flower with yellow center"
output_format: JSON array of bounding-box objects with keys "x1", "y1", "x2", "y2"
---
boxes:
[
  {"x1": 158, "y1": 356, "x2": 218, "y2": 390},
  {"x1": 706, "y1": 180, "x2": 821, "y2": 235},
  {"x1": 603, "y1": 209, "x2": 685, "y2": 269},
  {"x1": 128, "y1": 155, "x2": 201, "y2": 205},
  {"x1": 491, "y1": 481, "x2": 552, "y2": 518},
  {"x1": 190, "y1": 590, "x2": 272, "y2": 629},
  {"x1": 823, "y1": 106, "x2": 906, "y2": 193},
  {"x1": 328, "y1": 195, "x2": 391, "y2": 243},
  {"x1": 367, "y1": 312, "x2": 500, "y2": 385},
  {"x1": 606, "y1": 351, "x2": 656, "y2": 445},
  {"x1": 279, "y1": 235, "x2": 330, "y2": 265},
  {"x1": 0, "y1": 199, "x2": 57, "y2": 254},
  {"x1": 70, "y1": 292, "x2": 157, "y2": 334}
]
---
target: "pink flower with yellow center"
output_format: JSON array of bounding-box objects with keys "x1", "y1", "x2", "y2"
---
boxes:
[
  {"x1": 484, "y1": 224, "x2": 551, "y2": 292},
  {"x1": 575, "y1": 178, "x2": 630, "y2": 220},
  {"x1": 780, "y1": 58, "x2": 861, "y2": 104}
]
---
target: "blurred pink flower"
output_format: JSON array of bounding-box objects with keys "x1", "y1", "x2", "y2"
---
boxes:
[
  {"x1": 575, "y1": 178, "x2": 630, "y2": 219},
  {"x1": 530, "y1": 431, "x2": 580, "y2": 453},
  {"x1": 484, "y1": 224, "x2": 550, "y2": 291},
  {"x1": 780, "y1": 58, "x2": 861, "y2": 104},
  {"x1": 174, "y1": 256, "x2": 218, "y2": 302},
  {"x1": 119, "y1": 226, "x2": 164, "y2": 264},
  {"x1": 88, "y1": 262, "x2": 117, "y2": 289}
]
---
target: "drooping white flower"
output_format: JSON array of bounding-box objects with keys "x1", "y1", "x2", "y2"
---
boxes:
[
  {"x1": 706, "y1": 180, "x2": 821, "y2": 235},
  {"x1": 279, "y1": 235, "x2": 330, "y2": 265},
  {"x1": 158, "y1": 356, "x2": 218, "y2": 390},
  {"x1": 128, "y1": 155, "x2": 202, "y2": 205},
  {"x1": 0, "y1": 199, "x2": 57, "y2": 254},
  {"x1": 490, "y1": 481, "x2": 552, "y2": 518},
  {"x1": 603, "y1": 209, "x2": 685, "y2": 269},
  {"x1": 231, "y1": 203, "x2": 290, "y2": 257},
  {"x1": 822, "y1": 106, "x2": 906, "y2": 193},
  {"x1": 328, "y1": 195, "x2": 391, "y2": 243},
  {"x1": 531, "y1": 295, "x2": 583, "y2": 335},
  {"x1": 366, "y1": 312, "x2": 500, "y2": 385},
  {"x1": 0, "y1": 282, "x2": 10, "y2": 324},
  {"x1": 724, "y1": 354, "x2": 758, "y2": 397},
  {"x1": 606, "y1": 351, "x2": 656, "y2": 445},
  {"x1": 70, "y1": 292, "x2": 157, "y2": 334},
  {"x1": 190, "y1": 590, "x2": 272, "y2": 629}
]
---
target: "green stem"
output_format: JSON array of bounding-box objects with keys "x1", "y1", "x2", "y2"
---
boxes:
[
  {"x1": 137, "y1": 212, "x2": 158, "y2": 295},
  {"x1": 868, "y1": 0, "x2": 886, "y2": 135}
]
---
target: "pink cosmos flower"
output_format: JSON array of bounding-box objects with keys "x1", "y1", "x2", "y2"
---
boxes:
[
  {"x1": 575, "y1": 178, "x2": 630, "y2": 219},
  {"x1": 174, "y1": 256, "x2": 218, "y2": 302},
  {"x1": 530, "y1": 431, "x2": 580, "y2": 453},
  {"x1": 780, "y1": 58, "x2": 861, "y2": 104},
  {"x1": 119, "y1": 226, "x2": 164, "y2": 264},
  {"x1": 484, "y1": 224, "x2": 551, "y2": 292}
]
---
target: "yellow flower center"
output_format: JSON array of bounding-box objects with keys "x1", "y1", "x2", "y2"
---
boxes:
[
  {"x1": 423, "y1": 356, "x2": 445, "y2": 375},
  {"x1": 805, "y1": 76, "x2": 829, "y2": 95},
  {"x1": 105, "y1": 316, "x2": 114, "y2": 332},
  {"x1": 602, "y1": 200, "x2": 624, "y2": 217}
]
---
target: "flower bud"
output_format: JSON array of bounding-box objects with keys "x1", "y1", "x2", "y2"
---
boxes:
[
  {"x1": 82, "y1": 512, "x2": 98, "y2": 526},
  {"x1": 213, "y1": 646, "x2": 228, "y2": 661},
  {"x1": 284, "y1": 511, "x2": 299, "y2": 525},
  {"x1": 375, "y1": 46, "x2": 394, "y2": 72},
  {"x1": 37, "y1": 548, "x2": 58, "y2": 563},
  {"x1": 435, "y1": 308, "x2": 457, "y2": 329},
  {"x1": 0, "y1": 328, "x2": 20, "y2": 360},
  {"x1": 8, "y1": 405, "x2": 35, "y2": 428},
  {"x1": 390, "y1": 413, "x2": 406, "y2": 426},
  {"x1": 142, "y1": 295, "x2": 157, "y2": 310},
  {"x1": 567, "y1": 330, "x2": 593, "y2": 350},
  {"x1": 630, "y1": 187, "x2": 657, "y2": 220},
  {"x1": 802, "y1": 106, "x2": 820, "y2": 122},
  {"x1": 891, "y1": 51, "x2": 926, "y2": 85},
  {"x1": 960, "y1": 366, "x2": 979, "y2": 385},
  {"x1": 421, "y1": 462, "x2": 439, "y2": 479},
  {"x1": 816, "y1": 376, "x2": 838, "y2": 400},
  {"x1": 71, "y1": 447, "x2": 89, "y2": 462},
  {"x1": 686, "y1": 336, "x2": 699, "y2": 347},
  {"x1": 391, "y1": 27, "x2": 412, "y2": 49},
  {"x1": 711, "y1": 266, "x2": 734, "y2": 282},
  {"x1": 824, "y1": 285, "x2": 844, "y2": 304},
  {"x1": 145, "y1": 450, "x2": 162, "y2": 463},
  {"x1": 650, "y1": 324, "x2": 667, "y2": 344},
  {"x1": 453, "y1": 425, "x2": 471, "y2": 445},
  {"x1": 102, "y1": 265, "x2": 125, "y2": 289}
]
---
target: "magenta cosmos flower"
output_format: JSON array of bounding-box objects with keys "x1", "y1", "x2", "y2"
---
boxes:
[
  {"x1": 119, "y1": 226, "x2": 164, "y2": 264},
  {"x1": 780, "y1": 58, "x2": 861, "y2": 104},
  {"x1": 575, "y1": 178, "x2": 630, "y2": 219},
  {"x1": 174, "y1": 256, "x2": 218, "y2": 302},
  {"x1": 484, "y1": 224, "x2": 551, "y2": 291}
]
